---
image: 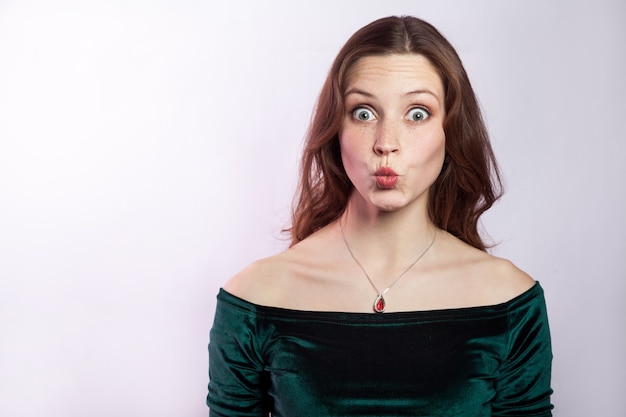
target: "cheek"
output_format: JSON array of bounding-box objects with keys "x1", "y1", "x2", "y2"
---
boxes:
[
  {"x1": 339, "y1": 142, "x2": 358, "y2": 180},
  {"x1": 408, "y1": 128, "x2": 446, "y2": 167},
  {"x1": 434, "y1": 134, "x2": 446, "y2": 162},
  {"x1": 339, "y1": 129, "x2": 369, "y2": 167}
]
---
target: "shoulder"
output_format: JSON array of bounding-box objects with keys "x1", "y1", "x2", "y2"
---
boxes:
[
  {"x1": 436, "y1": 232, "x2": 536, "y2": 306},
  {"x1": 482, "y1": 256, "x2": 537, "y2": 303},
  {"x1": 223, "y1": 223, "x2": 344, "y2": 308},
  {"x1": 223, "y1": 251, "x2": 295, "y2": 307}
]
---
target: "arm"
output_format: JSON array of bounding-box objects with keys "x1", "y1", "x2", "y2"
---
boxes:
[
  {"x1": 492, "y1": 287, "x2": 554, "y2": 416},
  {"x1": 207, "y1": 292, "x2": 270, "y2": 417}
]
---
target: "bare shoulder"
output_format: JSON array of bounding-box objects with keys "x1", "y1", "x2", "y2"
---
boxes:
[
  {"x1": 482, "y1": 255, "x2": 536, "y2": 302},
  {"x1": 222, "y1": 223, "x2": 344, "y2": 308},
  {"x1": 223, "y1": 251, "x2": 295, "y2": 307},
  {"x1": 437, "y1": 232, "x2": 536, "y2": 306}
]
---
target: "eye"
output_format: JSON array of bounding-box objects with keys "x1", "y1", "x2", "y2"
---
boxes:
[
  {"x1": 407, "y1": 107, "x2": 430, "y2": 122},
  {"x1": 352, "y1": 107, "x2": 376, "y2": 121}
]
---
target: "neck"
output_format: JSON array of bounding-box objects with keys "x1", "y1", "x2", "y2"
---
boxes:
[{"x1": 340, "y1": 197, "x2": 437, "y2": 265}]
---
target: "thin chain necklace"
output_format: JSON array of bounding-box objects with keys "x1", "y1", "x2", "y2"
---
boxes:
[{"x1": 339, "y1": 218, "x2": 437, "y2": 313}]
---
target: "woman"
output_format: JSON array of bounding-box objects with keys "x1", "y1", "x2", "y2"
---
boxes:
[{"x1": 207, "y1": 15, "x2": 553, "y2": 416}]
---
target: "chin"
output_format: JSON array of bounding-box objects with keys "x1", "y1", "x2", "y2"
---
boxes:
[
  {"x1": 370, "y1": 198, "x2": 408, "y2": 212},
  {"x1": 368, "y1": 190, "x2": 425, "y2": 213}
]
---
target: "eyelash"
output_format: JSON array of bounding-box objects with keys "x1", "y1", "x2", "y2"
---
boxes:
[
  {"x1": 351, "y1": 106, "x2": 376, "y2": 121},
  {"x1": 407, "y1": 106, "x2": 431, "y2": 122},
  {"x1": 412, "y1": 105, "x2": 431, "y2": 114}
]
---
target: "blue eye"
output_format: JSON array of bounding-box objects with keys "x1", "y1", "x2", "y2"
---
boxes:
[
  {"x1": 353, "y1": 107, "x2": 375, "y2": 121},
  {"x1": 408, "y1": 107, "x2": 430, "y2": 122}
]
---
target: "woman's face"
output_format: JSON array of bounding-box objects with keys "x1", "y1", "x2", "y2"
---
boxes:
[{"x1": 339, "y1": 53, "x2": 446, "y2": 215}]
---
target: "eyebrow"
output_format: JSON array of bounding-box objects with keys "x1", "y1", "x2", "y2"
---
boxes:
[{"x1": 344, "y1": 87, "x2": 440, "y2": 99}]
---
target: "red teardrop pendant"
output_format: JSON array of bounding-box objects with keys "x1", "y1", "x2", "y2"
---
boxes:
[{"x1": 373, "y1": 294, "x2": 386, "y2": 313}]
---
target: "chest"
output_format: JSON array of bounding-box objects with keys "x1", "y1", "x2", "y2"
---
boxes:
[{"x1": 261, "y1": 315, "x2": 509, "y2": 416}]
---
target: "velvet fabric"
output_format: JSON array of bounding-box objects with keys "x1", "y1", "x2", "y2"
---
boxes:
[{"x1": 207, "y1": 283, "x2": 553, "y2": 416}]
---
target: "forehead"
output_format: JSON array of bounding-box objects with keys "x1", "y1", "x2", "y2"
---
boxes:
[{"x1": 344, "y1": 54, "x2": 444, "y2": 96}]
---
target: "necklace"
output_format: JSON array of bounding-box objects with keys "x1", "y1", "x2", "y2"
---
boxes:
[{"x1": 339, "y1": 219, "x2": 437, "y2": 313}]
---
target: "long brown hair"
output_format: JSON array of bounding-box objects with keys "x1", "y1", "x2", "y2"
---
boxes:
[{"x1": 287, "y1": 16, "x2": 502, "y2": 251}]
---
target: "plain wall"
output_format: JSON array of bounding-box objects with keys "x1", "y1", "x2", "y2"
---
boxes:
[{"x1": 0, "y1": 0, "x2": 624, "y2": 416}]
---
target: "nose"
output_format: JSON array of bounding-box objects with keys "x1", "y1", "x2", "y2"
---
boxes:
[{"x1": 373, "y1": 119, "x2": 400, "y2": 155}]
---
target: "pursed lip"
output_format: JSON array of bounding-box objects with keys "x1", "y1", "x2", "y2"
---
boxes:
[
  {"x1": 374, "y1": 167, "x2": 399, "y2": 189},
  {"x1": 375, "y1": 167, "x2": 399, "y2": 177}
]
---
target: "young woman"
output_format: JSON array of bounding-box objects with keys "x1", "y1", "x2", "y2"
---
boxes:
[{"x1": 207, "y1": 15, "x2": 553, "y2": 416}]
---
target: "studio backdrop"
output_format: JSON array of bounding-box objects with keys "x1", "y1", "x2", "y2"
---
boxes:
[{"x1": 0, "y1": 1, "x2": 624, "y2": 416}]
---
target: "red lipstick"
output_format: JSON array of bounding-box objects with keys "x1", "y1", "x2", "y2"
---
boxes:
[{"x1": 375, "y1": 167, "x2": 399, "y2": 189}]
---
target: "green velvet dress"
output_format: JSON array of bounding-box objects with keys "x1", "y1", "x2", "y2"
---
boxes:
[{"x1": 207, "y1": 283, "x2": 553, "y2": 416}]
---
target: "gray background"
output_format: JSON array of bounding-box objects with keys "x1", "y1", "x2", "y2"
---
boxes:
[{"x1": 1, "y1": 0, "x2": 624, "y2": 415}]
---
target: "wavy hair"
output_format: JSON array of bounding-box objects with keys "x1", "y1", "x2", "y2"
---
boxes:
[{"x1": 287, "y1": 16, "x2": 502, "y2": 251}]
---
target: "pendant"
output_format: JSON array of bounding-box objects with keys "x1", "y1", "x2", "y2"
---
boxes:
[{"x1": 373, "y1": 294, "x2": 386, "y2": 313}]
